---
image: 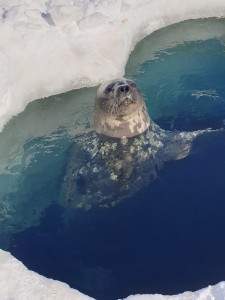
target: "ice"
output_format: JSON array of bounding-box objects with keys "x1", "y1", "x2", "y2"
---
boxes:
[
  {"x1": 1, "y1": 249, "x2": 225, "y2": 300},
  {"x1": 121, "y1": 282, "x2": 225, "y2": 300},
  {"x1": 48, "y1": 5, "x2": 82, "y2": 25},
  {"x1": 0, "y1": 0, "x2": 225, "y2": 131},
  {"x1": 0, "y1": 249, "x2": 94, "y2": 300}
]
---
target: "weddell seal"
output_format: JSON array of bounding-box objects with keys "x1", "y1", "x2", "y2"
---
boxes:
[
  {"x1": 59, "y1": 78, "x2": 210, "y2": 210},
  {"x1": 91, "y1": 78, "x2": 150, "y2": 138}
]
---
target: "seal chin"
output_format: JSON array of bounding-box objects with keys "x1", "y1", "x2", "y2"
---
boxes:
[{"x1": 91, "y1": 77, "x2": 150, "y2": 138}]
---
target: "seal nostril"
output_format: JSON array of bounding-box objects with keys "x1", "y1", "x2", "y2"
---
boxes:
[{"x1": 120, "y1": 86, "x2": 129, "y2": 93}]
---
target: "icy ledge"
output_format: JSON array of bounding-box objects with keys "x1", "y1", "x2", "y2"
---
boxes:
[
  {"x1": 0, "y1": 0, "x2": 225, "y2": 131},
  {"x1": 0, "y1": 250, "x2": 94, "y2": 300},
  {"x1": 1, "y1": 250, "x2": 225, "y2": 300},
  {"x1": 121, "y1": 283, "x2": 225, "y2": 300}
]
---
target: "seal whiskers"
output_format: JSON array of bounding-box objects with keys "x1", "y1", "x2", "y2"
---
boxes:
[{"x1": 91, "y1": 77, "x2": 150, "y2": 138}]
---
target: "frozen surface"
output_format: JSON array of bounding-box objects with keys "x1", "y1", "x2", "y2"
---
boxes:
[
  {"x1": 1, "y1": 249, "x2": 225, "y2": 300},
  {"x1": 121, "y1": 282, "x2": 225, "y2": 300},
  {"x1": 0, "y1": 0, "x2": 225, "y2": 131},
  {"x1": 0, "y1": 249, "x2": 94, "y2": 300}
]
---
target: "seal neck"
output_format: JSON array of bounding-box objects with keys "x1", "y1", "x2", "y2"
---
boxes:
[{"x1": 91, "y1": 103, "x2": 150, "y2": 138}]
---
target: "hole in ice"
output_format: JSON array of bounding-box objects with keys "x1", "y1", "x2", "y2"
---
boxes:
[{"x1": 1, "y1": 17, "x2": 225, "y2": 300}]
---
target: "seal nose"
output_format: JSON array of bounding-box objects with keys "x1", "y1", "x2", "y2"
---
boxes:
[{"x1": 120, "y1": 85, "x2": 130, "y2": 94}]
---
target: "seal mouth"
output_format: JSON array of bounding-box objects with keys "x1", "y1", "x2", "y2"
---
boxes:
[
  {"x1": 118, "y1": 95, "x2": 136, "y2": 107},
  {"x1": 108, "y1": 94, "x2": 137, "y2": 116}
]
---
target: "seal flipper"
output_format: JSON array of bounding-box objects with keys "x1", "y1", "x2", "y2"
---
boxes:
[{"x1": 158, "y1": 128, "x2": 221, "y2": 162}]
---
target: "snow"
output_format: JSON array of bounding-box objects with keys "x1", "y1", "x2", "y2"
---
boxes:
[
  {"x1": 1, "y1": 249, "x2": 225, "y2": 300},
  {"x1": 0, "y1": 0, "x2": 225, "y2": 131},
  {"x1": 0, "y1": 249, "x2": 94, "y2": 300},
  {"x1": 121, "y1": 282, "x2": 225, "y2": 300},
  {"x1": 1, "y1": 0, "x2": 225, "y2": 299}
]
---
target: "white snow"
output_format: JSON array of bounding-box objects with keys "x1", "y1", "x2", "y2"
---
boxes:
[
  {"x1": 1, "y1": 249, "x2": 225, "y2": 300},
  {"x1": 120, "y1": 282, "x2": 225, "y2": 300},
  {"x1": 1, "y1": 0, "x2": 225, "y2": 299},
  {"x1": 0, "y1": 249, "x2": 94, "y2": 300},
  {"x1": 0, "y1": 0, "x2": 225, "y2": 131}
]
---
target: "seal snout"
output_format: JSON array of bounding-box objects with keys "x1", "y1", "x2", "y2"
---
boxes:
[
  {"x1": 119, "y1": 85, "x2": 130, "y2": 94},
  {"x1": 117, "y1": 84, "x2": 131, "y2": 98},
  {"x1": 116, "y1": 83, "x2": 136, "y2": 107}
]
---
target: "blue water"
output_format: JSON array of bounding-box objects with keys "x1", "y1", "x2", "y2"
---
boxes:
[{"x1": 1, "y1": 18, "x2": 225, "y2": 299}]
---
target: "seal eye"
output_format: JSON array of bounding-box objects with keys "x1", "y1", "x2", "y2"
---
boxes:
[
  {"x1": 105, "y1": 83, "x2": 115, "y2": 95},
  {"x1": 105, "y1": 87, "x2": 112, "y2": 94},
  {"x1": 130, "y1": 83, "x2": 136, "y2": 88}
]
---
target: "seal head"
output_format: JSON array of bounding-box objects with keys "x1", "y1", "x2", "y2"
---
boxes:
[{"x1": 91, "y1": 78, "x2": 150, "y2": 138}]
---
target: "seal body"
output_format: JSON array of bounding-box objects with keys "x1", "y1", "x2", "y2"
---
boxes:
[
  {"x1": 60, "y1": 122, "x2": 158, "y2": 209},
  {"x1": 59, "y1": 78, "x2": 208, "y2": 210},
  {"x1": 91, "y1": 78, "x2": 150, "y2": 138}
]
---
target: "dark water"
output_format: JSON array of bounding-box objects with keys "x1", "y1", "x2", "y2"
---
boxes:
[{"x1": 2, "y1": 18, "x2": 225, "y2": 299}]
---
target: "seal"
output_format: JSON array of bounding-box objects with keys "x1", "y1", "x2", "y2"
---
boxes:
[
  {"x1": 59, "y1": 78, "x2": 214, "y2": 210},
  {"x1": 91, "y1": 77, "x2": 150, "y2": 138}
]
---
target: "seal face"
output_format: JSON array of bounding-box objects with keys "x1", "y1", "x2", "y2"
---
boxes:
[{"x1": 91, "y1": 77, "x2": 150, "y2": 138}]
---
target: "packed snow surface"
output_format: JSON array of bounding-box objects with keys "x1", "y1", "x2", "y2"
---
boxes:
[
  {"x1": 1, "y1": 0, "x2": 225, "y2": 299},
  {"x1": 1, "y1": 249, "x2": 225, "y2": 300},
  {"x1": 0, "y1": 250, "x2": 94, "y2": 300},
  {"x1": 0, "y1": 0, "x2": 225, "y2": 131}
]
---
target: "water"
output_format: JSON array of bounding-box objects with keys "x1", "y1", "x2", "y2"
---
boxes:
[{"x1": 1, "y1": 18, "x2": 225, "y2": 299}]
